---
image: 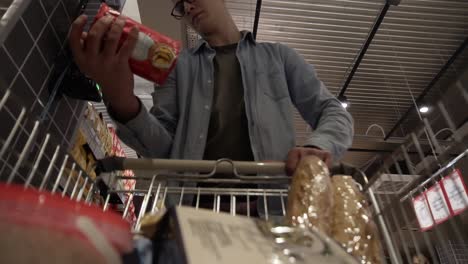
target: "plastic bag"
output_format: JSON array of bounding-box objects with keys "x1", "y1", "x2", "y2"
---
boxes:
[
  {"x1": 331, "y1": 176, "x2": 383, "y2": 264},
  {"x1": 285, "y1": 160, "x2": 384, "y2": 263},
  {"x1": 286, "y1": 155, "x2": 333, "y2": 235}
]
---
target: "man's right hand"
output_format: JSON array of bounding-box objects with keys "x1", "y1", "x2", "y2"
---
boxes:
[{"x1": 69, "y1": 14, "x2": 140, "y2": 122}]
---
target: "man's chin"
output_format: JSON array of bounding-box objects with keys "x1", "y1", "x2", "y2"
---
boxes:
[{"x1": 191, "y1": 23, "x2": 216, "y2": 37}]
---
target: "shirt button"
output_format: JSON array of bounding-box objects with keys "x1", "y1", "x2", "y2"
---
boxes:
[
  {"x1": 199, "y1": 134, "x2": 204, "y2": 139},
  {"x1": 204, "y1": 105, "x2": 210, "y2": 110},
  {"x1": 207, "y1": 79, "x2": 212, "y2": 84}
]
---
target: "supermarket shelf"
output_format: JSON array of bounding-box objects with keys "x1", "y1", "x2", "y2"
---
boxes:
[{"x1": 80, "y1": 115, "x2": 106, "y2": 160}]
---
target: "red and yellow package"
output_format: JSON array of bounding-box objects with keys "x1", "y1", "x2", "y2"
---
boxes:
[{"x1": 93, "y1": 3, "x2": 181, "y2": 85}]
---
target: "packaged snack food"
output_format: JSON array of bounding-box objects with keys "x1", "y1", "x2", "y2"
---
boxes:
[
  {"x1": 93, "y1": 3, "x2": 181, "y2": 85},
  {"x1": 139, "y1": 208, "x2": 167, "y2": 239}
]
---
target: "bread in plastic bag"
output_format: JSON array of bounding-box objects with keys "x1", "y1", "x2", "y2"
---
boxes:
[
  {"x1": 331, "y1": 175, "x2": 383, "y2": 264},
  {"x1": 286, "y1": 155, "x2": 333, "y2": 235}
]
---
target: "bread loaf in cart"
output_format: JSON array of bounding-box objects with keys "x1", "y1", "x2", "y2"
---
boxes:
[{"x1": 286, "y1": 155, "x2": 334, "y2": 235}]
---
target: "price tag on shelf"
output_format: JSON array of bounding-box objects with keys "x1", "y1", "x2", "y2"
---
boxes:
[
  {"x1": 441, "y1": 169, "x2": 468, "y2": 215},
  {"x1": 425, "y1": 183, "x2": 451, "y2": 224},
  {"x1": 412, "y1": 194, "x2": 434, "y2": 231}
]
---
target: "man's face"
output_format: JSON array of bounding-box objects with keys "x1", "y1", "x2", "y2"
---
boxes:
[{"x1": 172, "y1": 0, "x2": 227, "y2": 35}]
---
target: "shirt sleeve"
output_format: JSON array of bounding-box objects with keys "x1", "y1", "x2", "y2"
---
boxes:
[
  {"x1": 279, "y1": 44, "x2": 354, "y2": 159},
  {"x1": 110, "y1": 70, "x2": 179, "y2": 158}
]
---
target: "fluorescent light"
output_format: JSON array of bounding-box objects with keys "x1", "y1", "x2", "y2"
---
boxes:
[
  {"x1": 419, "y1": 106, "x2": 429, "y2": 113},
  {"x1": 337, "y1": 95, "x2": 349, "y2": 109}
]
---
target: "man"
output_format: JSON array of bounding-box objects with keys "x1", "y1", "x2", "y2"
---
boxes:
[{"x1": 69, "y1": 0, "x2": 353, "y2": 214}]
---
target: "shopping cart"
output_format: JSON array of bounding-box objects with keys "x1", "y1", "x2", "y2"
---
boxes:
[{"x1": 1, "y1": 81, "x2": 468, "y2": 264}]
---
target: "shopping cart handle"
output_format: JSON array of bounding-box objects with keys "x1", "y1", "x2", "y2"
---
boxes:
[
  {"x1": 96, "y1": 157, "x2": 126, "y2": 173},
  {"x1": 96, "y1": 157, "x2": 286, "y2": 175}
]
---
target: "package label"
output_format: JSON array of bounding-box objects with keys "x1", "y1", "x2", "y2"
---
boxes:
[
  {"x1": 425, "y1": 183, "x2": 450, "y2": 224},
  {"x1": 412, "y1": 194, "x2": 434, "y2": 231},
  {"x1": 174, "y1": 207, "x2": 356, "y2": 264},
  {"x1": 441, "y1": 169, "x2": 468, "y2": 215}
]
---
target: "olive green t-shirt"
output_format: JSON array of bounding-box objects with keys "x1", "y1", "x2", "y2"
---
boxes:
[
  {"x1": 197, "y1": 43, "x2": 256, "y2": 203},
  {"x1": 202, "y1": 43, "x2": 254, "y2": 163}
]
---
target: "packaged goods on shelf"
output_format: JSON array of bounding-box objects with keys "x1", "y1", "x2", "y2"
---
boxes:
[
  {"x1": 69, "y1": 129, "x2": 87, "y2": 170},
  {"x1": 107, "y1": 127, "x2": 137, "y2": 224},
  {"x1": 103, "y1": 125, "x2": 114, "y2": 155},
  {"x1": 85, "y1": 152, "x2": 97, "y2": 179},
  {"x1": 82, "y1": 103, "x2": 113, "y2": 158},
  {"x1": 68, "y1": 104, "x2": 136, "y2": 211},
  {"x1": 69, "y1": 129, "x2": 97, "y2": 180}
]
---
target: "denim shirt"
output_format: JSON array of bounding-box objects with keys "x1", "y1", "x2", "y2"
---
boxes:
[{"x1": 114, "y1": 31, "x2": 353, "y2": 213}]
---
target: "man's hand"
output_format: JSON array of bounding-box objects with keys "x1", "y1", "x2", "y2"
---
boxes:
[
  {"x1": 286, "y1": 147, "x2": 332, "y2": 175},
  {"x1": 69, "y1": 14, "x2": 139, "y2": 121}
]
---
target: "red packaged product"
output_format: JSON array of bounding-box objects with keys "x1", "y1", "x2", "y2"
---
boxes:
[
  {"x1": 93, "y1": 3, "x2": 181, "y2": 85},
  {"x1": 0, "y1": 183, "x2": 132, "y2": 263}
]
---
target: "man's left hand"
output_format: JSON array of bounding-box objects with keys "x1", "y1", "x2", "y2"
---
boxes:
[{"x1": 285, "y1": 147, "x2": 332, "y2": 175}]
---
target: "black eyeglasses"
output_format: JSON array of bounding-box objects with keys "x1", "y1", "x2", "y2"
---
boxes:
[{"x1": 171, "y1": 0, "x2": 194, "y2": 20}]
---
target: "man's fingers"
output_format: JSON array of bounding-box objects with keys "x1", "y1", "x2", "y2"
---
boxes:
[
  {"x1": 118, "y1": 27, "x2": 138, "y2": 60},
  {"x1": 69, "y1": 15, "x2": 88, "y2": 61},
  {"x1": 323, "y1": 152, "x2": 332, "y2": 167},
  {"x1": 285, "y1": 147, "x2": 333, "y2": 176},
  {"x1": 103, "y1": 16, "x2": 125, "y2": 57},
  {"x1": 80, "y1": 32, "x2": 88, "y2": 46},
  {"x1": 312, "y1": 150, "x2": 326, "y2": 162},
  {"x1": 305, "y1": 149, "x2": 332, "y2": 168},
  {"x1": 286, "y1": 149, "x2": 301, "y2": 176},
  {"x1": 86, "y1": 15, "x2": 114, "y2": 56}
]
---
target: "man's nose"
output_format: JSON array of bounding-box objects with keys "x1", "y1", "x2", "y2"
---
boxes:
[{"x1": 184, "y1": 2, "x2": 195, "y2": 15}]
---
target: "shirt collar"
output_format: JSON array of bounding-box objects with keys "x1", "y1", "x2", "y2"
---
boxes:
[{"x1": 191, "y1": 31, "x2": 256, "y2": 54}]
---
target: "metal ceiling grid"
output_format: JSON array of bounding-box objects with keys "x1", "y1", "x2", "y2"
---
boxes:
[
  {"x1": 225, "y1": 0, "x2": 257, "y2": 31},
  {"x1": 254, "y1": 0, "x2": 384, "y2": 98},
  {"x1": 345, "y1": 0, "x2": 468, "y2": 138},
  {"x1": 391, "y1": 44, "x2": 468, "y2": 138}
]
